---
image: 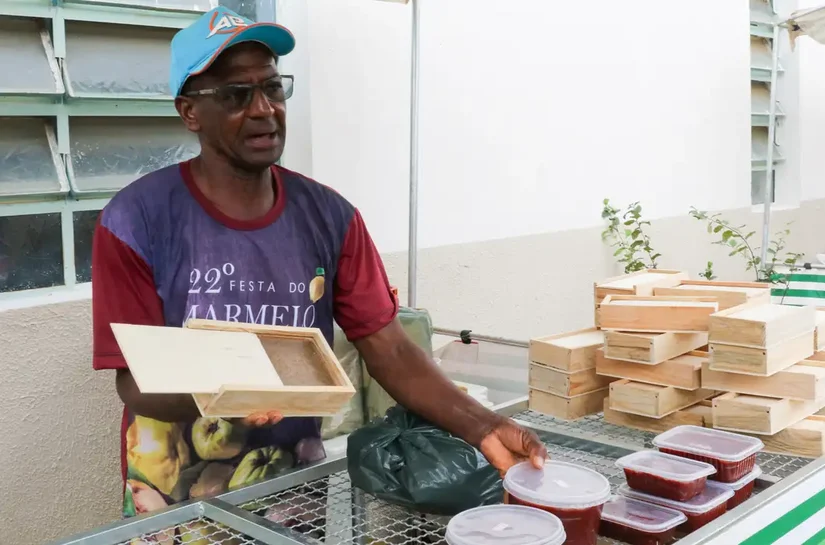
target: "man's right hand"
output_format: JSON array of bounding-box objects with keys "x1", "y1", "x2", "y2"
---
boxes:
[{"x1": 241, "y1": 411, "x2": 283, "y2": 427}]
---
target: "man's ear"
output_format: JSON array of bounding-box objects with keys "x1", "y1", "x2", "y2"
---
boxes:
[{"x1": 175, "y1": 96, "x2": 201, "y2": 132}]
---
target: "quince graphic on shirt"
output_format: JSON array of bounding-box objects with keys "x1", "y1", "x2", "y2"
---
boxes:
[
  {"x1": 309, "y1": 267, "x2": 325, "y2": 303},
  {"x1": 126, "y1": 416, "x2": 191, "y2": 496},
  {"x1": 190, "y1": 417, "x2": 247, "y2": 461},
  {"x1": 228, "y1": 446, "x2": 294, "y2": 489}
]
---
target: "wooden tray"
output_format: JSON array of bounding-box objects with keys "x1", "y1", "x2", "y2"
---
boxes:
[
  {"x1": 653, "y1": 280, "x2": 771, "y2": 311},
  {"x1": 709, "y1": 303, "x2": 816, "y2": 348},
  {"x1": 528, "y1": 328, "x2": 604, "y2": 372},
  {"x1": 598, "y1": 295, "x2": 718, "y2": 333},
  {"x1": 712, "y1": 392, "x2": 825, "y2": 435},
  {"x1": 111, "y1": 319, "x2": 355, "y2": 418},
  {"x1": 528, "y1": 387, "x2": 608, "y2": 421},
  {"x1": 596, "y1": 349, "x2": 704, "y2": 390},
  {"x1": 603, "y1": 330, "x2": 708, "y2": 364},
  {"x1": 701, "y1": 360, "x2": 825, "y2": 401},
  {"x1": 608, "y1": 379, "x2": 715, "y2": 418}
]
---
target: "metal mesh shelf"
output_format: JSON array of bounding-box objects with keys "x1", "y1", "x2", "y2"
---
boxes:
[
  {"x1": 118, "y1": 518, "x2": 256, "y2": 545},
  {"x1": 513, "y1": 410, "x2": 813, "y2": 481},
  {"x1": 52, "y1": 407, "x2": 817, "y2": 545}
]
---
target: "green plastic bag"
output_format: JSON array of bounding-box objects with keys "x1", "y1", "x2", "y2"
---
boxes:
[
  {"x1": 346, "y1": 405, "x2": 504, "y2": 516},
  {"x1": 362, "y1": 307, "x2": 434, "y2": 422}
]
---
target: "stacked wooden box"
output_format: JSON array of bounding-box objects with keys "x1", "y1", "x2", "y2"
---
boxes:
[{"x1": 528, "y1": 270, "x2": 825, "y2": 457}]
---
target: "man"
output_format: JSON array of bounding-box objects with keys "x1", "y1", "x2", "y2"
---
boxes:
[{"x1": 92, "y1": 6, "x2": 545, "y2": 517}]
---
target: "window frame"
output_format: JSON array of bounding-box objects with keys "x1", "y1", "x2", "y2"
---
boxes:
[{"x1": 0, "y1": 0, "x2": 205, "y2": 297}]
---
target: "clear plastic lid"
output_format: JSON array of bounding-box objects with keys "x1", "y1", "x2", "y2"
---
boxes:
[
  {"x1": 618, "y1": 482, "x2": 734, "y2": 515},
  {"x1": 715, "y1": 466, "x2": 763, "y2": 491},
  {"x1": 503, "y1": 461, "x2": 612, "y2": 509},
  {"x1": 653, "y1": 425, "x2": 764, "y2": 462},
  {"x1": 600, "y1": 495, "x2": 687, "y2": 533},
  {"x1": 616, "y1": 450, "x2": 716, "y2": 482},
  {"x1": 445, "y1": 505, "x2": 566, "y2": 545}
]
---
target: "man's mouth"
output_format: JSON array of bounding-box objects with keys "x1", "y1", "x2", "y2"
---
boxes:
[{"x1": 246, "y1": 131, "x2": 280, "y2": 150}]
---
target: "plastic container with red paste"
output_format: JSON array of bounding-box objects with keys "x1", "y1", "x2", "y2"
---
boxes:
[
  {"x1": 599, "y1": 495, "x2": 686, "y2": 545},
  {"x1": 503, "y1": 461, "x2": 611, "y2": 545},
  {"x1": 653, "y1": 425, "x2": 763, "y2": 483},
  {"x1": 615, "y1": 450, "x2": 716, "y2": 501},
  {"x1": 445, "y1": 504, "x2": 566, "y2": 545},
  {"x1": 618, "y1": 481, "x2": 734, "y2": 532},
  {"x1": 716, "y1": 466, "x2": 762, "y2": 509}
]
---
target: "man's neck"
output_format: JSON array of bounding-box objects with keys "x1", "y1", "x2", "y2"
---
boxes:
[{"x1": 191, "y1": 154, "x2": 275, "y2": 222}]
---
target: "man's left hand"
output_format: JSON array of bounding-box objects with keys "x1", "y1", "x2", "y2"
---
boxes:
[{"x1": 479, "y1": 418, "x2": 548, "y2": 474}]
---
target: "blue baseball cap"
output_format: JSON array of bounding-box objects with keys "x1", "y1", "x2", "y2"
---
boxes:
[{"x1": 169, "y1": 6, "x2": 296, "y2": 97}]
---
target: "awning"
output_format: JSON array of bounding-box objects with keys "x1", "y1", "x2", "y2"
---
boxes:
[{"x1": 783, "y1": 5, "x2": 825, "y2": 47}]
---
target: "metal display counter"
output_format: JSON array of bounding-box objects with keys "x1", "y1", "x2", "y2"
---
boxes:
[{"x1": 50, "y1": 398, "x2": 821, "y2": 545}]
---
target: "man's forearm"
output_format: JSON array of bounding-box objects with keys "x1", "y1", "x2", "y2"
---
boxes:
[
  {"x1": 357, "y1": 329, "x2": 504, "y2": 447},
  {"x1": 115, "y1": 369, "x2": 201, "y2": 423}
]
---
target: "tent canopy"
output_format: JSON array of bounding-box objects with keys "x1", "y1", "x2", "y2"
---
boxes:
[{"x1": 783, "y1": 5, "x2": 825, "y2": 46}]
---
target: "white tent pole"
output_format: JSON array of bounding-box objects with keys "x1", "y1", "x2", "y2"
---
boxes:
[
  {"x1": 407, "y1": 0, "x2": 421, "y2": 308},
  {"x1": 759, "y1": 23, "x2": 781, "y2": 270}
]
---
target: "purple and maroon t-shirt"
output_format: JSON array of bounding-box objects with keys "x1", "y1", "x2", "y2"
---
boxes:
[{"x1": 91, "y1": 160, "x2": 397, "y2": 517}]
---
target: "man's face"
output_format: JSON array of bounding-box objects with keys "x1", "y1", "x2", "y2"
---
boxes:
[{"x1": 176, "y1": 42, "x2": 286, "y2": 172}]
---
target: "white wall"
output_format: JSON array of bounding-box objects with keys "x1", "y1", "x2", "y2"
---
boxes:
[
  {"x1": 796, "y1": 0, "x2": 825, "y2": 202},
  {"x1": 281, "y1": 0, "x2": 754, "y2": 253}
]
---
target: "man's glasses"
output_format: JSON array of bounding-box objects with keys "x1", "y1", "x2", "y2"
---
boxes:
[{"x1": 183, "y1": 76, "x2": 294, "y2": 112}]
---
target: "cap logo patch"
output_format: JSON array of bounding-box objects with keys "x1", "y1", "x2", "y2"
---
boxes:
[{"x1": 207, "y1": 12, "x2": 248, "y2": 39}]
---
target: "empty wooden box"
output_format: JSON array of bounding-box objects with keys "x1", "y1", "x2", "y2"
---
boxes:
[
  {"x1": 528, "y1": 328, "x2": 604, "y2": 372},
  {"x1": 529, "y1": 362, "x2": 613, "y2": 397},
  {"x1": 594, "y1": 269, "x2": 689, "y2": 326},
  {"x1": 598, "y1": 295, "x2": 719, "y2": 333},
  {"x1": 712, "y1": 392, "x2": 825, "y2": 435},
  {"x1": 701, "y1": 360, "x2": 825, "y2": 401},
  {"x1": 596, "y1": 349, "x2": 704, "y2": 390},
  {"x1": 603, "y1": 330, "x2": 708, "y2": 364},
  {"x1": 528, "y1": 387, "x2": 609, "y2": 420},
  {"x1": 111, "y1": 319, "x2": 356, "y2": 418},
  {"x1": 708, "y1": 303, "x2": 816, "y2": 376},
  {"x1": 608, "y1": 379, "x2": 715, "y2": 418},
  {"x1": 653, "y1": 280, "x2": 771, "y2": 311}
]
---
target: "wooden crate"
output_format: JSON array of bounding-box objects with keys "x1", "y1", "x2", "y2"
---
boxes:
[
  {"x1": 603, "y1": 397, "x2": 710, "y2": 432},
  {"x1": 111, "y1": 319, "x2": 356, "y2": 418},
  {"x1": 603, "y1": 330, "x2": 708, "y2": 364},
  {"x1": 711, "y1": 392, "x2": 825, "y2": 435},
  {"x1": 528, "y1": 387, "x2": 608, "y2": 420},
  {"x1": 608, "y1": 379, "x2": 715, "y2": 418},
  {"x1": 594, "y1": 269, "x2": 689, "y2": 301},
  {"x1": 709, "y1": 330, "x2": 815, "y2": 377},
  {"x1": 529, "y1": 362, "x2": 614, "y2": 397},
  {"x1": 598, "y1": 295, "x2": 718, "y2": 333},
  {"x1": 528, "y1": 328, "x2": 604, "y2": 372},
  {"x1": 594, "y1": 270, "x2": 688, "y2": 328},
  {"x1": 596, "y1": 349, "x2": 704, "y2": 390},
  {"x1": 653, "y1": 280, "x2": 771, "y2": 311},
  {"x1": 709, "y1": 303, "x2": 816, "y2": 348},
  {"x1": 604, "y1": 398, "x2": 825, "y2": 458},
  {"x1": 701, "y1": 360, "x2": 825, "y2": 401}
]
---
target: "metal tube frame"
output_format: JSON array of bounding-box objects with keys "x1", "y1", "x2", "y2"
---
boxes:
[
  {"x1": 759, "y1": 21, "x2": 781, "y2": 267},
  {"x1": 407, "y1": 0, "x2": 420, "y2": 308}
]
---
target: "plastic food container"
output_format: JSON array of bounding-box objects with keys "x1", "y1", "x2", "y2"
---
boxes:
[
  {"x1": 599, "y1": 495, "x2": 687, "y2": 545},
  {"x1": 653, "y1": 425, "x2": 763, "y2": 483},
  {"x1": 716, "y1": 466, "x2": 762, "y2": 509},
  {"x1": 503, "y1": 461, "x2": 611, "y2": 545},
  {"x1": 618, "y1": 481, "x2": 734, "y2": 532},
  {"x1": 445, "y1": 505, "x2": 566, "y2": 545},
  {"x1": 616, "y1": 450, "x2": 716, "y2": 501}
]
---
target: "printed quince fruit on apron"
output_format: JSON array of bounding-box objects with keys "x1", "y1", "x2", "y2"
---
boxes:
[
  {"x1": 126, "y1": 416, "x2": 191, "y2": 495},
  {"x1": 190, "y1": 417, "x2": 247, "y2": 461},
  {"x1": 309, "y1": 267, "x2": 325, "y2": 303},
  {"x1": 228, "y1": 446, "x2": 294, "y2": 489}
]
